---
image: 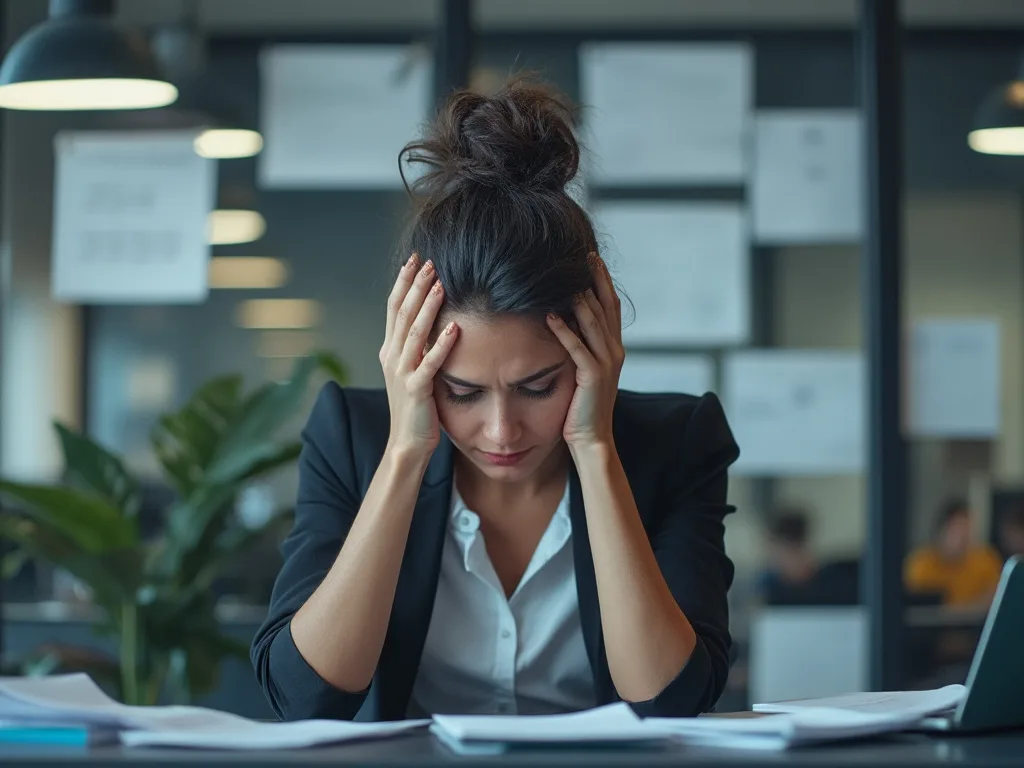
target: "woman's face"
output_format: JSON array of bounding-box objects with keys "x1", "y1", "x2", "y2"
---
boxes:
[{"x1": 433, "y1": 312, "x2": 575, "y2": 483}]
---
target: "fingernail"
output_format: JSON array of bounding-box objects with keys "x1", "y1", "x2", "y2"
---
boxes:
[
  {"x1": 445, "y1": 321, "x2": 457, "y2": 336},
  {"x1": 406, "y1": 253, "x2": 418, "y2": 269},
  {"x1": 547, "y1": 313, "x2": 560, "y2": 323},
  {"x1": 431, "y1": 280, "x2": 443, "y2": 296},
  {"x1": 421, "y1": 260, "x2": 434, "y2": 276}
]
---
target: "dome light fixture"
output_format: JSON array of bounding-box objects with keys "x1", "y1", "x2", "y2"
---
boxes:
[
  {"x1": 0, "y1": 0, "x2": 177, "y2": 111},
  {"x1": 969, "y1": 75, "x2": 1024, "y2": 156},
  {"x1": 138, "y1": 20, "x2": 263, "y2": 160}
]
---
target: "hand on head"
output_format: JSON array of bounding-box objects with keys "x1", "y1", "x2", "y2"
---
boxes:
[
  {"x1": 546, "y1": 253, "x2": 625, "y2": 449},
  {"x1": 380, "y1": 253, "x2": 459, "y2": 458}
]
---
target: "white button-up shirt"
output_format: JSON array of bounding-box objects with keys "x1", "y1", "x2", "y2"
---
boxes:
[{"x1": 406, "y1": 480, "x2": 597, "y2": 716}]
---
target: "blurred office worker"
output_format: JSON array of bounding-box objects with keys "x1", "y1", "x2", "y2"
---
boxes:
[
  {"x1": 904, "y1": 498, "x2": 1003, "y2": 607},
  {"x1": 250, "y1": 79, "x2": 740, "y2": 721}
]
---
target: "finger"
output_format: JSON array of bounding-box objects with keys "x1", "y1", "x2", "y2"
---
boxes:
[
  {"x1": 399, "y1": 279, "x2": 445, "y2": 371},
  {"x1": 409, "y1": 321, "x2": 459, "y2": 389},
  {"x1": 547, "y1": 312, "x2": 598, "y2": 376},
  {"x1": 385, "y1": 253, "x2": 419, "y2": 343},
  {"x1": 582, "y1": 287, "x2": 611, "y2": 341},
  {"x1": 591, "y1": 253, "x2": 622, "y2": 339},
  {"x1": 575, "y1": 292, "x2": 611, "y2": 364},
  {"x1": 392, "y1": 259, "x2": 436, "y2": 355}
]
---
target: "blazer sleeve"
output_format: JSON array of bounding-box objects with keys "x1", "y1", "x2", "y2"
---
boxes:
[
  {"x1": 250, "y1": 382, "x2": 370, "y2": 721},
  {"x1": 629, "y1": 392, "x2": 739, "y2": 718}
]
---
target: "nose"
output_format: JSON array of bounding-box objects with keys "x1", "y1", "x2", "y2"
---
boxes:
[{"x1": 482, "y1": 399, "x2": 522, "y2": 448}]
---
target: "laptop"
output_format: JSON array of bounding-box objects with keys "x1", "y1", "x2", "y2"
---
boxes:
[{"x1": 918, "y1": 555, "x2": 1024, "y2": 733}]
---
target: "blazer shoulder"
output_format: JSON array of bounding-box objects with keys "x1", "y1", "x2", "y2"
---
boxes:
[
  {"x1": 303, "y1": 383, "x2": 391, "y2": 489},
  {"x1": 613, "y1": 390, "x2": 739, "y2": 470}
]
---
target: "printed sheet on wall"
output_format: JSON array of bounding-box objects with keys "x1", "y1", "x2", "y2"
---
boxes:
[
  {"x1": 909, "y1": 318, "x2": 1000, "y2": 438},
  {"x1": 723, "y1": 350, "x2": 864, "y2": 475},
  {"x1": 751, "y1": 110, "x2": 863, "y2": 244},
  {"x1": 595, "y1": 201, "x2": 749, "y2": 346},
  {"x1": 52, "y1": 130, "x2": 216, "y2": 303},
  {"x1": 579, "y1": 42, "x2": 752, "y2": 185},
  {"x1": 259, "y1": 45, "x2": 431, "y2": 189}
]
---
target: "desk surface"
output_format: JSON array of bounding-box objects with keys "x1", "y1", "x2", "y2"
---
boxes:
[{"x1": 4, "y1": 732, "x2": 1023, "y2": 768}]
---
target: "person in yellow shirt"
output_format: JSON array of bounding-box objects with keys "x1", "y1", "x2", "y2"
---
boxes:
[{"x1": 905, "y1": 498, "x2": 1004, "y2": 607}]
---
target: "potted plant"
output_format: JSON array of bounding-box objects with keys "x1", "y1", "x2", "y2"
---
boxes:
[{"x1": 0, "y1": 352, "x2": 346, "y2": 705}]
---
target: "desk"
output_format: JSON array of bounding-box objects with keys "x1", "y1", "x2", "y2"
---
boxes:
[{"x1": 3, "y1": 732, "x2": 1023, "y2": 768}]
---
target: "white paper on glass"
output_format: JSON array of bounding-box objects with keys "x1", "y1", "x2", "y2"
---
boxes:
[
  {"x1": 909, "y1": 318, "x2": 1000, "y2": 438},
  {"x1": 52, "y1": 131, "x2": 215, "y2": 303},
  {"x1": 619, "y1": 353, "x2": 715, "y2": 396},
  {"x1": 595, "y1": 201, "x2": 749, "y2": 346},
  {"x1": 752, "y1": 110, "x2": 863, "y2": 244},
  {"x1": 259, "y1": 45, "x2": 431, "y2": 189},
  {"x1": 579, "y1": 42, "x2": 751, "y2": 185},
  {"x1": 724, "y1": 350, "x2": 864, "y2": 475}
]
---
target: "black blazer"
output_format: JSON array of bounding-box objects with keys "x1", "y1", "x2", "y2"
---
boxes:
[{"x1": 251, "y1": 383, "x2": 740, "y2": 722}]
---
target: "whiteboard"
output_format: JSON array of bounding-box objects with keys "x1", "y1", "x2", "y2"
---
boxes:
[
  {"x1": 52, "y1": 131, "x2": 216, "y2": 304},
  {"x1": 909, "y1": 318, "x2": 1000, "y2": 438},
  {"x1": 619, "y1": 353, "x2": 715, "y2": 396},
  {"x1": 752, "y1": 110, "x2": 863, "y2": 244},
  {"x1": 595, "y1": 201, "x2": 749, "y2": 346},
  {"x1": 724, "y1": 350, "x2": 864, "y2": 475},
  {"x1": 259, "y1": 45, "x2": 431, "y2": 189},
  {"x1": 579, "y1": 42, "x2": 751, "y2": 185}
]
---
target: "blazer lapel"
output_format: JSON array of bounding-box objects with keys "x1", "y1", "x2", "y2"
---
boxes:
[
  {"x1": 375, "y1": 435, "x2": 453, "y2": 720},
  {"x1": 569, "y1": 466, "x2": 614, "y2": 704}
]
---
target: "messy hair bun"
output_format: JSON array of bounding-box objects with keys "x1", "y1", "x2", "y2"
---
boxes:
[
  {"x1": 398, "y1": 76, "x2": 599, "y2": 326},
  {"x1": 402, "y1": 79, "x2": 580, "y2": 197}
]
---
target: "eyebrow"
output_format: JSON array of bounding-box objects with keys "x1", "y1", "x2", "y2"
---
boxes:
[{"x1": 440, "y1": 361, "x2": 567, "y2": 389}]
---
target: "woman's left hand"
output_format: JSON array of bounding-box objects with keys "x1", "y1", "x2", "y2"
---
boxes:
[{"x1": 546, "y1": 254, "x2": 625, "y2": 449}]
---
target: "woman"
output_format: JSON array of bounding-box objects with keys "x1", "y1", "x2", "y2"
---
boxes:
[{"x1": 251, "y1": 79, "x2": 739, "y2": 721}]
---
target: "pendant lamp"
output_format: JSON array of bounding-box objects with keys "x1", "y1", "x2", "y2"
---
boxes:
[{"x1": 0, "y1": 0, "x2": 177, "y2": 111}]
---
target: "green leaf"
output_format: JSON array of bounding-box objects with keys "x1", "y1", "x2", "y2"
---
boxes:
[
  {"x1": 0, "y1": 482, "x2": 136, "y2": 552},
  {"x1": 157, "y1": 484, "x2": 238, "y2": 585},
  {"x1": 1, "y1": 547, "x2": 29, "y2": 579},
  {"x1": 204, "y1": 353, "x2": 345, "y2": 486},
  {"x1": 149, "y1": 375, "x2": 244, "y2": 496},
  {"x1": 54, "y1": 423, "x2": 141, "y2": 518},
  {"x1": 0, "y1": 516, "x2": 138, "y2": 614},
  {"x1": 189, "y1": 510, "x2": 293, "y2": 593}
]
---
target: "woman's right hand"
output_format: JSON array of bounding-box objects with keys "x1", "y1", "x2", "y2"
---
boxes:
[{"x1": 380, "y1": 254, "x2": 459, "y2": 459}]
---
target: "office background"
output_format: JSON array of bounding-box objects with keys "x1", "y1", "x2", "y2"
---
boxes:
[{"x1": 2, "y1": 0, "x2": 1024, "y2": 718}]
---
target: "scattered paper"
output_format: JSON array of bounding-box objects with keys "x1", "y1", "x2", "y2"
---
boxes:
[
  {"x1": 0, "y1": 673, "x2": 429, "y2": 750},
  {"x1": 120, "y1": 719, "x2": 428, "y2": 750},
  {"x1": 52, "y1": 131, "x2": 216, "y2": 303},
  {"x1": 649, "y1": 707, "x2": 940, "y2": 751},
  {"x1": 723, "y1": 350, "x2": 864, "y2": 475},
  {"x1": 909, "y1": 319, "x2": 1000, "y2": 438},
  {"x1": 752, "y1": 110, "x2": 862, "y2": 244},
  {"x1": 259, "y1": 45, "x2": 431, "y2": 189},
  {"x1": 619, "y1": 354, "x2": 715, "y2": 395},
  {"x1": 579, "y1": 42, "x2": 751, "y2": 185},
  {"x1": 753, "y1": 685, "x2": 965, "y2": 717},
  {"x1": 431, "y1": 702, "x2": 664, "y2": 745},
  {"x1": 596, "y1": 201, "x2": 749, "y2": 345}
]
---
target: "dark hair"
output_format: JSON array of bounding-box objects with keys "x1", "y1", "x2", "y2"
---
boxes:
[
  {"x1": 398, "y1": 76, "x2": 599, "y2": 328},
  {"x1": 768, "y1": 507, "x2": 810, "y2": 546},
  {"x1": 936, "y1": 497, "x2": 970, "y2": 533}
]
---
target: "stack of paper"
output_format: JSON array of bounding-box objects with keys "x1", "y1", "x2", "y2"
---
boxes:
[
  {"x1": 0, "y1": 674, "x2": 427, "y2": 750},
  {"x1": 647, "y1": 686, "x2": 966, "y2": 751},
  {"x1": 431, "y1": 703, "x2": 670, "y2": 756}
]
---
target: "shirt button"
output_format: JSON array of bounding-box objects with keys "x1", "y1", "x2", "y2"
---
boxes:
[
  {"x1": 459, "y1": 514, "x2": 473, "y2": 530},
  {"x1": 500, "y1": 628, "x2": 512, "y2": 639}
]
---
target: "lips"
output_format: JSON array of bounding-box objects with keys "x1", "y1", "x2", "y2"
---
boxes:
[{"x1": 480, "y1": 448, "x2": 532, "y2": 466}]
